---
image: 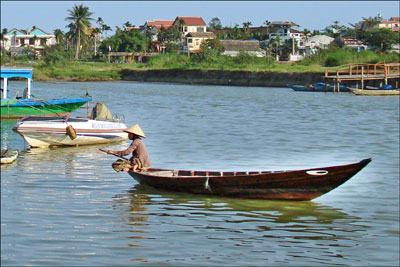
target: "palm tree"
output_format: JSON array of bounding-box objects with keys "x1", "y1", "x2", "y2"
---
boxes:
[
  {"x1": 53, "y1": 29, "x2": 64, "y2": 44},
  {"x1": 102, "y1": 24, "x2": 111, "y2": 38},
  {"x1": 65, "y1": 3, "x2": 93, "y2": 60},
  {"x1": 90, "y1": 27, "x2": 100, "y2": 55},
  {"x1": 123, "y1": 21, "x2": 133, "y2": 31}
]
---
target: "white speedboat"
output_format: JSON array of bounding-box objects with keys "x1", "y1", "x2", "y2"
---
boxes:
[{"x1": 13, "y1": 116, "x2": 128, "y2": 148}]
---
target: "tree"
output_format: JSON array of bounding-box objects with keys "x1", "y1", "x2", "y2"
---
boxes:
[
  {"x1": 363, "y1": 28, "x2": 399, "y2": 52},
  {"x1": 90, "y1": 27, "x2": 101, "y2": 55},
  {"x1": 53, "y1": 29, "x2": 64, "y2": 44},
  {"x1": 65, "y1": 3, "x2": 94, "y2": 60},
  {"x1": 102, "y1": 24, "x2": 112, "y2": 38},
  {"x1": 99, "y1": 28, "x2": 147, "y2": 53},
  {"x1": 1, "y1": 28, "x2": 8, "y2": 40},
  {"x1": 208, "y1": 17, "x2": 222, "y2": 31},
  {"x1": 123, "y1": 21, "x2": 134, "y2": 31}
]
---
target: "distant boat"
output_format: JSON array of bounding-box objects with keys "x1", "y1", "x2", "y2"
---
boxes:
[
  {"x1": 1, "y1": 68, "x2": 91, "y2": 119},
  {"x1": 289, "y1": 83, "x2": 349, "y2": 92},
  {"x1": 13, "y1": 103, "x2": 128, "y2": 148},
  {"x1": 349, "y1": 87, "x2": 400, "y2": 96},
  {"x1": 1, "y1": 148, "x2": 18, "y2": 164},
  {"x1": 127, "y1": 158, "x2": 372, "y2": 201}
]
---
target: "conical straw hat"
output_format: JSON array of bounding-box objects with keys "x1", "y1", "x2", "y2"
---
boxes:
[{"x1": 124, "y1": 124, "x2": 146, "y2": 138}]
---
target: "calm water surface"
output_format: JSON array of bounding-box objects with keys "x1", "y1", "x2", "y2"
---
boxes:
[{"x1": 1, "y1": 81, "x2": 399, "y2": 266}]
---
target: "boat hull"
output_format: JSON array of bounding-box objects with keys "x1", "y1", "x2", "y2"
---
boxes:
[
  {"x1": 13, "y1": 116, "x2": 128, "y2": 148},
  {"x1": 289, "y1": 85, "x2": 349, "y2": 92},
  {"x1": 349, "y1": 88, "x2": 400, "y2": 96},
  {"x1": 1, "y1": 98, "x2": 91, "y2": 119},
  {"x1": 1, "y1": 149, "x2": 18, "y2": 164},
  {"x1": 128, "y1": 158, "x2": 372, "y2": 200}
]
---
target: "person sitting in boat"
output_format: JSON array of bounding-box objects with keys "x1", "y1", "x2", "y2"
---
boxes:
[{"x1": 107, "y1": 124, "x2": 151, "y2": 172}]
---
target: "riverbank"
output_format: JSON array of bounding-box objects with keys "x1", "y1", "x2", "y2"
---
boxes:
[
  {"x1": 4, "y1": 63, "x2": 324, "y2": 87},
  {"x1": 120, "y1": 69, "x2": 323, "y2": 87},
  {"x1": 2, "y1": 57, "x2": 332, "y2": 87}
]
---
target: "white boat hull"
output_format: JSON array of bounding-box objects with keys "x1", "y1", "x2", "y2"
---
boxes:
[
  {"x1": 13, "y1": 117, "x2": 128, "y2": 148},
  {"x1": 1, "y1": 149, "x2": 18, "y2": 164}
]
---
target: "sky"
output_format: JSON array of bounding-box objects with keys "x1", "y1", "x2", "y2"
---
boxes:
[{"x1": 1, "y1": 1, "x2": 399, "y2": 34}]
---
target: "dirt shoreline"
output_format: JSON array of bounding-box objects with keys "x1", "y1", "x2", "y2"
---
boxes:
[
  {"x1": 32, "y1": 69, "x2": 325, "y2": 87},
  {"x1": 119, "y1": 69, "x2": 324, "y2": 87}
]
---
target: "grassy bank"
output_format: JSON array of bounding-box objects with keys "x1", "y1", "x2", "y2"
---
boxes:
[
  {"x1": 1, "y1": 49, "x2": 398, "y2": 82},
  {"x1": 2, "y1": 59, "x2": 331, "y2": 82}
]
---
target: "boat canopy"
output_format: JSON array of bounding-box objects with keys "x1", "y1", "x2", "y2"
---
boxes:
[{"x1": 1, "y1": 67, "x2": 33, "y2": 99}]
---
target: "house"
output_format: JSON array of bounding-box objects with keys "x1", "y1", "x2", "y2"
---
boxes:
[
  {"x1": 355, "y1": 14, "x2": 400, "y2": 32},
  {"x1": 172, "y1": 16, "x2": 207, "y2": 37},
  {"x1": 220, "y1": 40, "x2": 264, "y2": 57},
  {"x1": 337, "y1": 37, "x2": 368, "y2": 50},
  {"x1": 173, "y1": 16, "x2": 215, "y2": 53},
  {"x1": 303, "y1": 35, "x2": 334, "y2": 54},
  {"x1": 378, "y1": 17, "x2": 400, "y2": 32},
  {"x1": 2, "y1": 27, "x2": 56, "y2": 55},
  {"x1": 139, "y1": 20, "x2": 175, "y2": 41},
  {"x1": 268, "y1": 21, "x2": 301, "y2": 42},
  {"x1": 185, "y1": 32, "x2": 216, "y2": 52}
]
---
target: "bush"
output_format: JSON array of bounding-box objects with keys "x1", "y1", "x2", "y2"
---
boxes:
[
  {"x1": 233, "y1": 51, "x2": 255, "y2": 64},
  {"x1": 42, "y1": 44, "x2": 69, "y2": 65}
]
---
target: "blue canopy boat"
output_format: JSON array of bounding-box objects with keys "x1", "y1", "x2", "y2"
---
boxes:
[{"x1": 1, "y1": 68, "x2": 91, "y2": 119}]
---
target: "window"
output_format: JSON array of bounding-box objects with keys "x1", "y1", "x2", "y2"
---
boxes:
[
  {"x1": 195, "y1": 39, "x2": 199, "y2": 46},
  {"x1": 30, "y1": 38, "x2": 35, "y2": 45},
  {"x1": 197, "y1": 27, "x2": 204, "y2": 32},
  {"x1": 188, "y1": 39, "x2": 192, "y2": 43},
  {"x1": 184, "y1": 27, "x2": 188, "y2": 32}
]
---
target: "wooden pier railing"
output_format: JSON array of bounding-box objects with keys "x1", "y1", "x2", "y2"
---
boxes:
[{"x1": 324, "y1": 62, "x2": 400, "y2": 91}]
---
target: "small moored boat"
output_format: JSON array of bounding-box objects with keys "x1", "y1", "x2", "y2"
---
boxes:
[
  {"x1": 127, "y1": 158, "x2": 372, "y2": 201},
  {"x1": 288, "y1": 83, "x2": 349, "y2": 92},
  {"x1": 13, "y1": 102, "x2": 128, "y2": 148},
  {"x1": 1, "y1": 148, "x2": 18, "y2": 164},
  {"x1": 349, "y1": 87, "x2": 400, "y2": 96}
]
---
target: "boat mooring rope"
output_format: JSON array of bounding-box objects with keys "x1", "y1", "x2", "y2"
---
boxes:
[
  {"x1": 15, "y1": 99, "x2": 63, "y2": 116},
  {"x1": 204, "y1": 177, "x2": 212, "y2": 192}
]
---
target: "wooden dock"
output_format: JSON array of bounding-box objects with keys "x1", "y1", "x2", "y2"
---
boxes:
[{"x1": 324, "y1": 62, "x2": 400, "y2": 91}]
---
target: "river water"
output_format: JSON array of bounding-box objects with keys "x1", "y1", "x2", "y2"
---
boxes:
[{"x1": 1, "y1": 81, "x2": 399, "y2": 266}]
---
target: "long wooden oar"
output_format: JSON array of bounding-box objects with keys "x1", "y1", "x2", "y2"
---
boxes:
[{"x1": 99, "y1": 148, "x2": 129, "y2": 160}]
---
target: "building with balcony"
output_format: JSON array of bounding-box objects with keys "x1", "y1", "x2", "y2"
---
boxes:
[{"x1": 1, "y1": 27, "x2": 56, "y2": 55}]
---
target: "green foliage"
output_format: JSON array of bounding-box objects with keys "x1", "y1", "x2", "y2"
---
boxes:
[
  {"x1": 99, "y1": 29, "x2": 147, "y2": 53},
  {"x1": 208, "y1": 17, "x2": 222, "y2": 31},
  {"x1": 190, "y1": 39, "x2": 224, "y2": 64},
  {"x1": 297, "y1": 48, "x2": 399, "y2": 67},
  {"x1": 233, "y1": 51, "x2": 255, "y2": 65},
  {"x1": 42, "y1": 44, "x2": 70, "y2": 65},
  {"x1": 165, "y1": 43, "x2": 179, "y2": 53},
  {"x1": 362, "y1": 28, "x2": 399, "y2": 52},
  {"x1": 158, "y1": 26, "x2": 181, "y2": 43}
]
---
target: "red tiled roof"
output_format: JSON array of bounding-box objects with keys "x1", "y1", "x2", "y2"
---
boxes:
[
  {"x1": 146, "y1": 20, "x2": 174, "y2": 30},
  {"x1": 174, "y1": 16, "x2": 206, "y2": 26}
]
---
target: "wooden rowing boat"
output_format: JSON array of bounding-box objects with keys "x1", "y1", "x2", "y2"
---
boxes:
[
  {"x1": 127, "y1": 158, "x2": 372, "y2": 201},
  {"x1": 1, "y1": 148, "x2": 18, "y2": 164},
  {"x1": 349, "y1": 87, "x2": 400, "y2": 96}
]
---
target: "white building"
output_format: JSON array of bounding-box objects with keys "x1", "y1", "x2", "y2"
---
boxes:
[{"x1": 2, "y1": 27, "x2": 56, "y2": 55}]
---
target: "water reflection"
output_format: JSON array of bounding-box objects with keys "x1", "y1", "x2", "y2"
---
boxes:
[
  {"x1": 119, "y1": 184, "x2": 354, "y2": 224},
  {"x1": 111, "y1": 184, "x2": 370, "y2": 264}
]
